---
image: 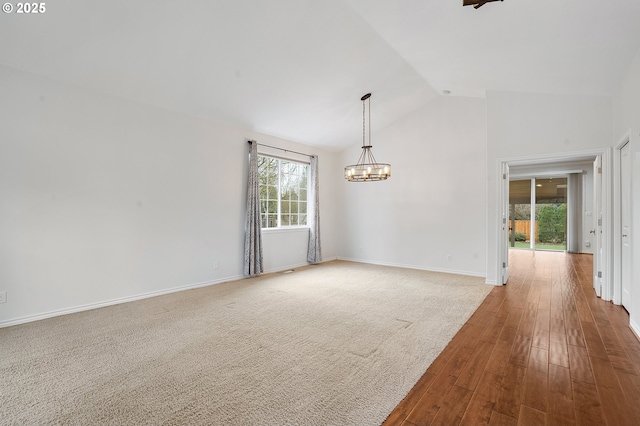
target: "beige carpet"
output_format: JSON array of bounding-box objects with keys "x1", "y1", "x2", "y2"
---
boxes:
[{"x1": 0, "y1": 260, "x2": 491, "y2": 425}]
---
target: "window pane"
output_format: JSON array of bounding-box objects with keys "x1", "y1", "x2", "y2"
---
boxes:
[
  {"x1": 300, "y1": 189, "x2": 307, "y2": 201},
  {"x1": 268, "y1": 200, "x2": 277, "y2": 214},
  {"x1": 291, "y1": 202, "x2": 298, "y2": 213},
  {"x1": 299, "y1": 202, "x2": 306, "y2": 213},
  {"x1": 268, "y1": 159, "x2": 278, "y2": 185},
  {"x1": 299, "y1": 214, "x2": 307, "y2": 225},
  {"x1": 281, "y1": 214, "x2": 290, "y2": 226},
  {"x1": 280, "y1": 161, "x2": 290, "y2": 175},
  {"x1": 261, "y1": 214, "x2": 267, "y2": 228},
  {"x1": 268, "y1": 157, "x2": 277, "y2": 170},
  {"x1": 535, "y1": 177, "x2": 567, "y2": 250},
  {"x1": 290, "y1": 215, "x2": 298, "y2": 226},
  {"x1": 258, "y1": 158, "x2": 267, "y2": 182},
  {"x1": 268, "y1": 214, "x2": 277, "y2": 228},
  {"x1": 268, "y1": 185, "x2": 277, "y2": 200}
]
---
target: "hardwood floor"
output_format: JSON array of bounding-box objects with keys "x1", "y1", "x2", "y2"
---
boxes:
[{"x1": 384, "y1": 250, "x2": 640, "y2": 426}]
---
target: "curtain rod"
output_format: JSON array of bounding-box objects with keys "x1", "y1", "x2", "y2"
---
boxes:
[{"x1": 248, "y1": 140, "x2": 314, "y2": 158}]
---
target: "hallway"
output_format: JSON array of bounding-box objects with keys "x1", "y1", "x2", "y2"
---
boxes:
[{"x1": 385, "y1": 250, "x2": 640, "y2": 425}]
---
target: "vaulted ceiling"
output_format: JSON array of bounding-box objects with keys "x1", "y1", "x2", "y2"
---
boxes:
[{"x1": 1, "y1": 0, "x2": 639, "y2": 151}]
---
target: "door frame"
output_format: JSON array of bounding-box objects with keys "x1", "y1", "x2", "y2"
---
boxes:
[
  {"x1": 497, "y1": 148, "x2": 612, "y2": 295},
  {"x1": 500, "y1": 163, "x2": 510, "y2": 284},
  {"x1": 593, "y1": 154, "x2": 604, "y2": 298},
  {"x1": 613, "y1": 130, "x2": 634, "y2": 307}
]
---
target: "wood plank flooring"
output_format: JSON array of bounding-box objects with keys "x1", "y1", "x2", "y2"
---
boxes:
[{"x1": 384, "y1": 250, "x2": 640, "y2": 426}]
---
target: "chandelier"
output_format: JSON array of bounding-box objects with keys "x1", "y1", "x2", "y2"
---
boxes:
[{"x1": 344, "y1": 93, "x2": 391, "y2": 182}]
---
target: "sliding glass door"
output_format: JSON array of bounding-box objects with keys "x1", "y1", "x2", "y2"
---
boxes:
[
  {"x1": 535, "y1": 178, "x2": 567, "y2": 251},
  {"x1": 509, "y1": 177, "x2": 567, "y2": 251}
]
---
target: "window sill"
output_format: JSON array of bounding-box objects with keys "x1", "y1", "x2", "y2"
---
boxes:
[{"x1": 261, "y1": 227, "x2": 310, "y2": 234}]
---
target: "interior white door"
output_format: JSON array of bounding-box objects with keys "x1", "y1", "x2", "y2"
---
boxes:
[
  {"x1": 501, "y1": 163, "x2": 510, "y2": 284},
  {"x1": 593, "y1": 155, "x2": 603, "y2": 297},
  {"x1": 621, "y1": 142, "x2": 631, "y2": 309}
]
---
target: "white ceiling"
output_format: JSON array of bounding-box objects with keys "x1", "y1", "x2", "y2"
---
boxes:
[
  {"x1": 348, "y1": 0, "x2": 640, "y2": 98},
  {"x1": 2, "y1": 0, "x2": 639, "y2": 151}
]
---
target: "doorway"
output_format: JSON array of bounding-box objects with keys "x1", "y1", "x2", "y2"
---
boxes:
[{"x1": 497, "y1": 149, "x2": 611, "y2": 294}]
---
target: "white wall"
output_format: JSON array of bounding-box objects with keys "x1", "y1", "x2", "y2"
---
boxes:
[
  {"x1": 0, "y1": 65, "x2": 337, "y2": 326},
  {"x1": 337, "y1": 96, "x2": 487, "y2": 276},
  {"x1": 486, "y1": 91, "x2": 612, "y2": 284},
  {"x1": 612, "y1": 49, "x2": 640, "y2": 336},
  {"x1": 4, "y1": 60, "x2": 637, "y2": 329}
]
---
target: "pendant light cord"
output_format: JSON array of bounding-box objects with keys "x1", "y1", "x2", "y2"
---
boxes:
[
  {"x1": 362, "y1": 95, "x2": 372, "y2": 148},
  {"x1": 362, "y1": 97, "x2": 366, "y2": 148},
  {"x1": 368, "y1": 96, "x2": 371, "y2": 148}
]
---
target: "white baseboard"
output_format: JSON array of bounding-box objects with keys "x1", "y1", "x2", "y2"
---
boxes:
[
  {"x1": 336, "y1": 256, "x2": 487, "y2": 281},
  {"x1": 262, "y1": 257, "x2": 338, "y2": 275},
  {"x1": 2, "y1": 256, "x2": 480, "y2": 328},
  {"x1": 0, "y1": 258, "x2": 341, "y2": 328},
  {"x1": 0, "y1": 275, "x2": 243, "y2": 329}
]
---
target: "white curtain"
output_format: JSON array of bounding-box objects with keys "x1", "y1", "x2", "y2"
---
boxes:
[
  {"x1": 307, "y1": 155, "x2": 322, "y2": 264},
  {"x1": 244, "y1": 141, "x2": 263, "y2": 277}
]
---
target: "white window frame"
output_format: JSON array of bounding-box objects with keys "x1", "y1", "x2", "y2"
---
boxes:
[{"x1": 258, "y1": 154, "x2": 309, "y2": 230}]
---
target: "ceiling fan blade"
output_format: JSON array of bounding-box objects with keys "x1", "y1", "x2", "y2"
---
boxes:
[{"x1": 463, "y1": 0, "x2": 503, "y2": 8}]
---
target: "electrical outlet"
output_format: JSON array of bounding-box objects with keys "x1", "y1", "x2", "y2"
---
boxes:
[
  {"x1": 213, "y1": 261, "x2": 219, "y2": 270},
  {"x1": 0, "y1": 291, "x2": 6, "y2": 304}
]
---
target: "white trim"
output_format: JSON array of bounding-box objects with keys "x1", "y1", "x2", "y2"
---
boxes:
[
  {"x1": 499, "y1": 149, "x2": 604, "y2": 165},
  {"x1": 261, "y1": 258, "x2": 333, "y2": 275},
  {"x1": 509, "y1": 170, "x2": 585, "y2": 179},
  {"x1": 336, "y1": 256, "x2": 489, "y2": 281},
  {"x1": 497, "y1": 161, "x2": 508, "y2": 284},
  {"x1": 0, "y1": 275, "x2": 244, "y2": 329},
  {"x1": 261, "y1": 226, "x2": 309, "y2": 234},
  {"x1": 601, "y1": 149, "x2": 613, "y2": 302},
  {"x1": 1, "y1": 256, "x2": 341, "y2": 328},
  {"x1": 613, "y1": 130, "x2": 632, "y2": 306}
]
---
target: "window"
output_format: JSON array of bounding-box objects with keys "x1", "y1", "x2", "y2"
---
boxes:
[{"x1": 258, "y1": 155, "x2": 308, "y2": 228}]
